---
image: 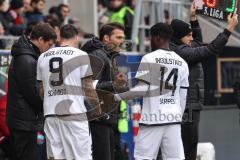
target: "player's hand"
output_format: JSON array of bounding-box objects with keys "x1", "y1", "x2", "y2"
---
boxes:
[
  {"x1": 190, "y1": 1, "x2": 197, "y2": 21},
  {"x1": 114, "y1": 72, "x2": 127, "y2": 87},
  {"x1": 227, "y1": 8, "x2": 239, "y2": 32}
]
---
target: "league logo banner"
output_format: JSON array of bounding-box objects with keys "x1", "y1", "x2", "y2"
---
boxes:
[{"x1": 195, "y1": 0, "x2": 239, "y2": 20}]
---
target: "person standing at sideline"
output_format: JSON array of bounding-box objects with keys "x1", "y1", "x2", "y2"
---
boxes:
[
  {"x1": 82, "y1": 23, "x2": 127, "y2": 160},
  {"x1": 170, "y1": 3, "x2": 239, "y2": 160},
  {"x1": 37, "y1": 24, "x2": 100, "y2": 160},
  {"x1": 6, "y1": 23, "x2": 56, "y2": 160},
  {"x1": 115, "y1": 23, "x2": 189, "y2": 160}
]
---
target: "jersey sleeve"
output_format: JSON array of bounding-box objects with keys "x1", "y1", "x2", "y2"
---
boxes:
[
  {"x1": 80, "y1": 54, "x2": 93, "y2": 78},
  {"x1": 180, "y1": 62, "x2": 189, "y2": 88},
  {"x1": 135, "y1": 55, "x2": 151, "y2": 84},
  {"x1": 36, "y1": 56, "x2": 42, "y2": 81}
]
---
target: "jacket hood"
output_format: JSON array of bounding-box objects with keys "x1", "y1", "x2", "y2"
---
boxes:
[
  {"x1": 81, "y1": 37, "x2": 104, "y2": 53},
  {"x1": 11, "y1": 34, "x2": 39, "y2": 58}
]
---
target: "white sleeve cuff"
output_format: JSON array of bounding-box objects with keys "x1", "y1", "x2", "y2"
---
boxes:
[{"x1": 114, "y1": 94, "x2": 122, "y2": 101}]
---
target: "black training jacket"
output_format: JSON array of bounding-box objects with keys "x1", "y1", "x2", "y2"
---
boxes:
[{"x1": 6, "y1": 35, "x2": 43, "y2": 131}]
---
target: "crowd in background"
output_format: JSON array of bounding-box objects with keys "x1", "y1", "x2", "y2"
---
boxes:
[
  {"x1": 0, "y1": 0, "x2": 83, "y2": 49},
  {"x1": 0, "y1": 0, "x2": 137, "y2": 50}
]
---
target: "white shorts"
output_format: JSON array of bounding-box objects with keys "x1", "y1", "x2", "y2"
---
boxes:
[
  {"x1": 134, "y1": 124, "x2": 184, "y2": 160},
  {"x1": 44, "y1": 117, "x2": 92, "y2": 160}
]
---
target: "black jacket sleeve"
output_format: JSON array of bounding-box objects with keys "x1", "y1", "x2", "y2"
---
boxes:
[
  {"x1": 191, "y1": 20, "x2": 203, "y2": 42},
  {"x1": 88, "y1": 50, "x2": 115, "y2": 92},
  {"x1": 177, "y1": 29, "x2": 231, "y2": 64},
  {"x1": 14, "y1": 55, "x2": 43, "y2": 113}
]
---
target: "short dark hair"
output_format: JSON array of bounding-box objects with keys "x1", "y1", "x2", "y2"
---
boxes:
[
  {"x1": 25, "y1": 21, "x2": 38, "y2": 37},
  {"x1": 0, "y1": 0, "x2": 5, "y2": 6},
  {"x1": 49, "y1": 6, "x2": 58, "y2": 15},
  {"x1": 58, "y1": 3, "x2": 69, "y2": 11},
  {"x1": 99, "y1": 23, "x2": 125, "y2": 41},
  {"x1": 60, "y1": 24, "x2": 78, "y2": 39},
  {"x1": 31, "y1": 0, "x2": 45, "y2": 5},
  {"x1": 45, "y1": 15, "x2": 61, "y2": 29},
  {"x1": 30, "y1": 23, "x2": 57, "y2": 41},
  {"x1": 150, "y1": 23, "x2": 173, "y2": 40}
]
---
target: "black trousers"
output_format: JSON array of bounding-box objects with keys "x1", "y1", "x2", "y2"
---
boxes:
[
  {"x1": 90, "y1": 122, "x2": 115, "y2": 160},
  {"x1": 9, "y1": 129, "x2": 37, "y2": 160},
  {"x1": 0, "y1": 137, "x2": 15, "y2": 160},
  {"x1": 181, "y1": 109, "x2": 200, "y2": 160}
]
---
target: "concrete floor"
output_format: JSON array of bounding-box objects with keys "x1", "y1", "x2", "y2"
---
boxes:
[{"x1": 199, "y1": 108, "x2": 240, "y2": 160}]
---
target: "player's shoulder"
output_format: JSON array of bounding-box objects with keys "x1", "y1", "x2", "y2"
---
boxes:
[
  {"x1": 39, "y1": 47, "x2": 54, "y2": 60},
  {"x1": 55, "y1": 46, "x2": 88, "y2": 56},
  {"x1": 142, "y1": 49, "x2": 167, "y2": 58},
  {"x1": 69, "y1": 47, "x2": 88, "y2": 55},
  {"x1": 170, "y1": 50, "x2": 188, "y2": 66},
  {"x1": 149, "y1": 49, "x2": 175, "y2": 56}
]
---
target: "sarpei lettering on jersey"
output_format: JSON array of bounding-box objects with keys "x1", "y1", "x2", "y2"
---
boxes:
[
  {"x1": 155, "y1": 58, "x2": 182, "y2": 66},
  {"x1": 44, "y1": 50, "x2": 74, "y2": 57},
  {"x1": 159, "y1": 98, "x2": 175, "y2": 104}
]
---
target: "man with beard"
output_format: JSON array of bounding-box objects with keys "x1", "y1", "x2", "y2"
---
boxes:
[{"x1": 82, "y1": 22, "x2": 127, "y2": 160}]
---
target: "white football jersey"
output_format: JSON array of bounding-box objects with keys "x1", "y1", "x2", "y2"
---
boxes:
[
  {"x1": 37, "y1": 46, "x2": 93, "y2": 116},
  {"x1": 135, "y1": 49, "x2": 189, "y2": 125}
]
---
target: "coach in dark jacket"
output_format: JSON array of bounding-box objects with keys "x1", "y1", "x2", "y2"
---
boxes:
[
  {"x1": 82, "y1": 23, "x2": 127, "y2": 160},
  {"x1": 6, "y1": 23, "x2": 56, "y2": 160},
  {"x1": 169, "y1": 3, "x2": 238, "y2": 160}
]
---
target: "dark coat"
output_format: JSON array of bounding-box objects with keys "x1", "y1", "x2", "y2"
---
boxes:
[
  {"x1": 82, "y1": 37, "x2": 122, "y2": 125},
  {"x1": 6, "y1": 35, "x2": 43, "y2": 131},
  {"x1": 170, "y1": 20, "x2": 231, "y2": 110}
]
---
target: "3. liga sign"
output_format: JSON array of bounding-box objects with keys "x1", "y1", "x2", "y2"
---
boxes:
[{"x1": 195, "y1": 0, "x2": 239, "y2": 20}]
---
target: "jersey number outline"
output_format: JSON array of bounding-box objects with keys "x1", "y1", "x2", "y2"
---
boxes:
[
  {"x1": 49, "y1": 57, "x2": 63, "y2": 86},
  {"x1": 159, "y1": 67, "x2": 178, "y2": 96}
]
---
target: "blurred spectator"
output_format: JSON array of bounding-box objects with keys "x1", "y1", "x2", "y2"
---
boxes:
[
  {"x1": 126, "y1": 0, "x2": 136, "y2": 9},
  {"x1": 57, "y1": 3, "x2": 70, "y2": 26},
  {"x1": 108, "y1": 0, "x2": 134, "y2": 39},
  {"x1": 75, "y1": 26, "x2": 85, "y2": 48},
  {"x1": 164, "y1": 10, "x2": 171, "y2": 25},
  {"x1": 0, "y1": 0, "x2": 10, "y2": 48},
  {"x1": 0, "y1": 22, "x2": 6, "y2": 49},
  {"x1": 8, "y1": 0, "x2": 26, "y2": 35},
  {"x1": 0, "y1": 96, "x2": 8, "y2": 140},
  {"x1": 48, "y1": 6, "x2": 58, "y2": 17},
  {"x1": 23, "y1": 0, "x2": 32, "y2": 13},
  {"x1": 0, "y1": 0, "x2": 11, "y2": 35},
  {"x1": 25, "y1": 0, "x2": 45, "y2": 23},
  {"x1": 0, "y1": 95, "x2": 14, "y2": 160},
  {"x1": 98, "y1": 0, "x2": 108, "y2": 29},
  {"x1": 24, "y1": 21, "x2": 38, "y2": 37},
  {"x1": 45, "y1": 14, "x2": 61, "y2": 45}
]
